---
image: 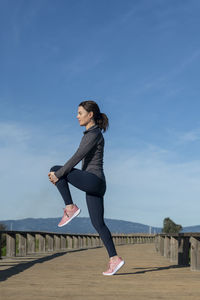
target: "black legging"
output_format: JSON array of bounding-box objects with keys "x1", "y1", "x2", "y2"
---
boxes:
[{"x1": 50, "y1": 166, "x2": 117, "y2": 258}]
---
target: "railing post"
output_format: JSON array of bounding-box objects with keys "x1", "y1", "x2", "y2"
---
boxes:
[
  {"x1": 155, "y1": 235, "x2": 159, "y2": 252},
  {"x1": 159, "y1": 235, "x2": 165, "y2": 256},
  {"x1": 169, "y1": 235, "x2": 190, "y2": 266},
  {"x1": 190, "y1": 237, "x2": 200, "y2": 271},
  {"x1": 27, "y1": 233, "x2": 35, "y2": 254},
  {"x1": 93, "y1": 236, "x2": 97, "y2": 247},
  {"x1": 18, "y1": 233, "x2": 27, "y2": 256},
  {"x1": 6, "y1": 232, "x2": 16, "y2": 257},
  {"x1": 66, "y1": 235, "x2": 73, "y2": 249},
  {"x1": 73, "y1": 236, "x2": 79, "y2": 249},
  {"x1": 78, "y1": 236, "x2": 83, "y2": 248},
  {"x1": 54, "y1": 234, "x2": 61, "y2": 251},
  {"x1": 99, "y1": 237, "x2": 103, "y2": 246},
  {"x1": 82, "y1": 236, "x2": 87, "y2": 248},
  {"x1": 61, "y1": 235, "x2": 66, "y2": 250},
  {"x1": 87, "y1": 236, "x2": 91, "y2": 248},
  {"x1": 170, "y1": 236, "x2": 178, "y2": 263},
  {"x1": 178, "y1": 236, "x2": 190, "y2": 266},
  {"x1": 95, "y1": 235, "x2": 99, "y2": 247},
  {"x1": 46, "y1": 234, "x2": 54, "y2": 252},
  {"x1": 37, "y1": 233, "x2": 45, "y2": 253},
  {"x1": 90, "y1": 236, "x2": 95, "y2": 247},
  {"x1": 164, "y1": 236, "x2": 170, "y2": 258},
  {"x1": 95, "y1": 236, "x2": 100, "y2": 247}
]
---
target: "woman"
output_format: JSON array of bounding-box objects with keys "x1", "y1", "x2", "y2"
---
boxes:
[{"x1": 48, "y1": 100, "x2": 124, "y2": 276}]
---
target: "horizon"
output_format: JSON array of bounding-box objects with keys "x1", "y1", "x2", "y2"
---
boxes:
[{"x1": 1, "y1": 216, "x2": 200, "y2": 229}]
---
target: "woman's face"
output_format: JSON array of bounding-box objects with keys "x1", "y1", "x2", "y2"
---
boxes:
[{"x1": 77, "y1": 106, "x2": 93, "y2": 127}]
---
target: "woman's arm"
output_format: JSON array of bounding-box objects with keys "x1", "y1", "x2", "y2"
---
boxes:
[{"x1": 54, "y1": 130, "x2": 101, "y2": 179}]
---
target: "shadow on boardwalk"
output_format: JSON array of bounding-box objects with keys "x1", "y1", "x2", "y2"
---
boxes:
[
  {"x1": 116, "y1": 264, "x2": 188, "y2": 276},
  {"x1": 0, "y1": 249, "x2": 87, "y2": 282}
]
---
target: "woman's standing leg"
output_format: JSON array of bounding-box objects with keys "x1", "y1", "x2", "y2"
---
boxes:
[
  {"x1": 86, "y1": 194, "x2": 117, "y2": 258},
  {"x1": 86, "y1": 194, "x2": 125, "y2": 276}
]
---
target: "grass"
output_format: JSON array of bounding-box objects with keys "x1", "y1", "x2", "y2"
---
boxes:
[
  {"x1": 1, "y1": 246, "x2": 6, "y2": 256},
  {"x1": 1, "y1": 233, "x2": 6, "y2": 256}
]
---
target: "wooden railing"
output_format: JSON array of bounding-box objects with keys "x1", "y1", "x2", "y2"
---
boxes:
[
  {"x1": 155, "y1": 233, "x2": 200, "y2": 271},
  {"x1": 0, "y1": 231, "x2": 155, "y2": 258}
]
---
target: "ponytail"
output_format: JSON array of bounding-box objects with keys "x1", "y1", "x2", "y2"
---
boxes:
[{"x1": 96, "y1": 112, "x2": 109, "y2": 132}]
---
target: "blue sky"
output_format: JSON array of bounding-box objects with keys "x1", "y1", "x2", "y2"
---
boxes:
[{"x1": 1, "y1": 0, "x2": 200, "y2": 227}]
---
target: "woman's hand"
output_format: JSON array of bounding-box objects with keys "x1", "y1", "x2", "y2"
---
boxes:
[{"x1": 48, "y1": 172, "x2": 59, "y2": 185}]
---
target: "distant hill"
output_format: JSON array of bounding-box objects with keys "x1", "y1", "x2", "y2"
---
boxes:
[
  {"x1": 0, "y1": 217, "x2": 162, "y2": 234},
  {"x1": 1, "y1": 217, "x2": 198, "y2": 234},
  {"x1": 181, "y1": 225, "x2": 200, "y2": 233}
]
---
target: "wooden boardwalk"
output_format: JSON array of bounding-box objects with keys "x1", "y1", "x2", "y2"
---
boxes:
[{"x1": 0, "y1": 243, "x2": 200, "y2": 300}]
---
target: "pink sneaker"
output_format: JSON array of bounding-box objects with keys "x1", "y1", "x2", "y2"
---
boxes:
[
  {"x1": 58, "y1": 204, "x2": 81, "y2": 227},
  {"x1": 103, "y1": 257, "x2": 125, "y2": 276}
]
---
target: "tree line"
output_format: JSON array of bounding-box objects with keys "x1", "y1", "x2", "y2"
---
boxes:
[{"x1": 162, "y1": 217, "x2": 182, "y2": 234}]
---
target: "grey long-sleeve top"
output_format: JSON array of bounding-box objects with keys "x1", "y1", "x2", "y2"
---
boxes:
[{"x1": 54, "y1": 125, "x2": 106, "y2": 182}]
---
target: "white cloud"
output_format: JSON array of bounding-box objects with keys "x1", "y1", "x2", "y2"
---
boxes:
[
  {"x1": 178, "y1": 129, "x2": 200, "y2": 143},
  {"x1": 0, "y1": 122, "x2": 30, "y2": 144},
  {"x1": 104, "y1": 145, "x2": 200, "y2": 227}
]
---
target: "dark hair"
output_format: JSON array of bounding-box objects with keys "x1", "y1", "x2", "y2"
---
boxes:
[{"x1": 79, "y1": 100, "x2": 109, "y2": 132}]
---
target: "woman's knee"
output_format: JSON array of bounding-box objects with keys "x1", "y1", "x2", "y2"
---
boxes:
[{"x1": 50, "y1": 165, "x2": 62, "y2": 172}]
